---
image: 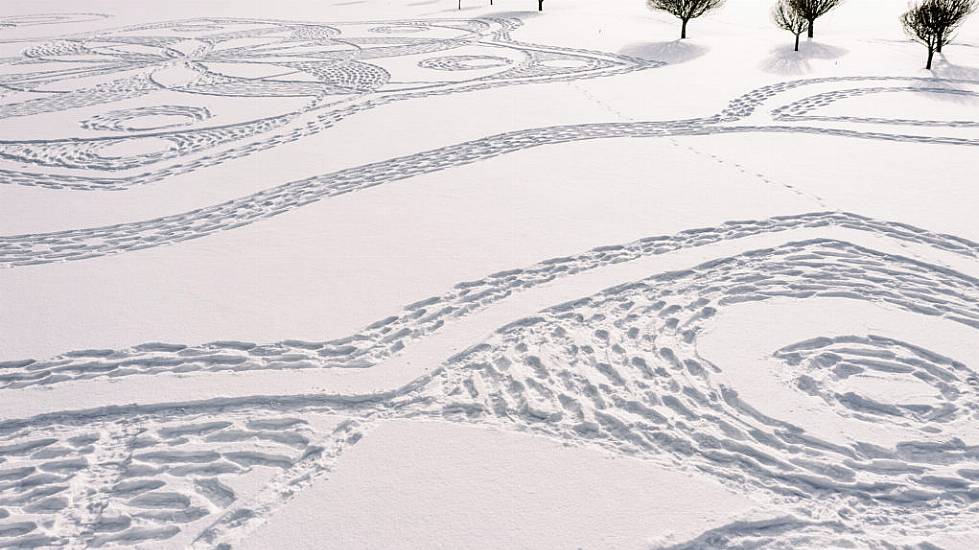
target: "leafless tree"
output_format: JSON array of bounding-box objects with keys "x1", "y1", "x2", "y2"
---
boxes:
[
  {"x1": 538, "y1": 0, "x2": 544, "y2": 11},
  {"x1": 772, "y1": 0, "x2": 809, "y2": 51},
  {"x1": 788, "y1": 0, "x2": 843, "y2": 38},
  {"x1": 647, "y1": 0, "x2": 725, "y2": 39},
  {"x1": 934, "y1": 0, "x2": 975, "y2": 51},
  {"x1": 902, "y1": 0, "x2": 977, "y2": 69}
]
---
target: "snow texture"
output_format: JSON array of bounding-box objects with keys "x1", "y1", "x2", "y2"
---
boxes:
[{"x1": 1, "y1": 0, "x2": 979, "y2": 548}]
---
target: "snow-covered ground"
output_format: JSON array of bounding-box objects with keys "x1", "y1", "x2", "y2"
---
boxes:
[{"x1": 1, "y1": 0, "x2": 978, "y2": 547}]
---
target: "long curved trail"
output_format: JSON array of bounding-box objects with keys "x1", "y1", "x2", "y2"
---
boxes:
[{"x1": 3, "y1": 75, "x2": 979, "y2": 269}]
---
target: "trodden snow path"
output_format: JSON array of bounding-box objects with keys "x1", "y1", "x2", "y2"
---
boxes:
[{"x1": 2, "y1": 0, "x2": 979, "y2": 548}]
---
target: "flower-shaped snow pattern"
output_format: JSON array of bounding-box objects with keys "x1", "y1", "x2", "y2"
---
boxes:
[
  {"x1": 81, "y1": 106, "x2": 214, "y2": 132},
  {"x1": 775, "y1": 336, "x2": 979, "y2": 428},
  {"x1": 0, "y1": 16, "x2": 656, "y2": 186},
  {"x1": 369, "y1": 24, "x2": 432, "y2": 34},
  {"x1": 418, "y1": 55, "x2": 512, "y2": 71}
]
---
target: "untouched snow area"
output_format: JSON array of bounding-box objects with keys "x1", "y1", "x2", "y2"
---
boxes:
[{"x1": 1, "y1": 0, "x2": 979, "y2": 547}]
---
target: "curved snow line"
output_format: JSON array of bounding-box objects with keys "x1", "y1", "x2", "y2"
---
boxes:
[
  {"x1": 0, "y1": 16, "x2": 657, "y2": 190},
  {"x1": 3, "y1": 75, "x2": 978, "y2": 267},
  {"x1": 2, "y1": 213, "x2": 977, "y2": 401},
  {"x1": 3, "y1": 236, "x2": 979, "y2": 548}
]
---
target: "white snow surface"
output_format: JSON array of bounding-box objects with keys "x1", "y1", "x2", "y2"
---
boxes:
[{"x1": 1, "y1": 0, "x2": 979, "y2": 548}]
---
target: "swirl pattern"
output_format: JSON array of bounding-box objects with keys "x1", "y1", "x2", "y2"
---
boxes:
[{"x1": 2, "y1": 10, "x2": 979, "y2": 550}]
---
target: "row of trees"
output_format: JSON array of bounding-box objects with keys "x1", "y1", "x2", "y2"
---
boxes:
[
  {"x1": 647, "y1": 0, "x2": 843, "y2": 41},
  {"x1": 771, "y1": 0, "x2": 841, "y2": 50},
  {"x1": 646, "y1": 0, "x2": 976, "y2": 69}
]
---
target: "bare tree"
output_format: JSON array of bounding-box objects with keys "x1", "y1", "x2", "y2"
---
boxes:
[
  {"x1": 903, "y1": 0, "x2": 977, "y2": 69},
  {"x1": 647, "y1": 0, "x2": 725, "y2": 39},
  {"x1": 934, "y1": 0, "x2": 975, "y2": 51},
  {"x1": 538, "y1": 0, "x2": 544, "y2": 11},
  {"x1": 788, "y1": 0, "x2": 843, "y2": 38},
  {"x1": 772, "y1": 0, "x2": 809, "y2": 51}
]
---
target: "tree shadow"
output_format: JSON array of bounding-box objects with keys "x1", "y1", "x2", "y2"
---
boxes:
[
  {"x1": 930, "y1": 55, "x2": 979, "y2": 80},
  {"x1": 488, "y1": 10, "x2": 543, "y2": 19},
  {"x1": 424, "y1": 5, "x2": 482, "y2": 14},
  {"x1": 618, "y1": 40, "x2": 709, "y2": 64},
  {"x1": 912, "y1": 56, "x2": 979, "y2": 106},
  {"x1": 759, "y1": 41, "x2": 849, "y2": 75}
]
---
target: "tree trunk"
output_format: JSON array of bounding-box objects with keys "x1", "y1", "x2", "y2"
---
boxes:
[
  {"x1": 538, "y1": 0, "x2": 543, "y2": 10},
  {"x1": 807, "y1": 18, "x2": 814, "y2": 38},
  {"x1": 458, "y1": 0, "x2": 461, "y2": 9},
  {"x1": 936, "y1": 30, "x2": 944, "y2": 52},
  {"x1": 927, "y1": 47, "x2": 935, "y2": 70},
  {"x1": 681, "y1": 19, "x2": 688, "y2": 39},
  {"x1": 794, "y1": 33, "x2": 800, "y2": 52}
]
